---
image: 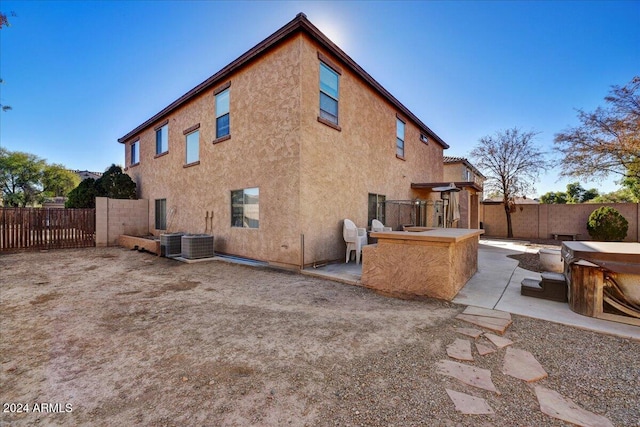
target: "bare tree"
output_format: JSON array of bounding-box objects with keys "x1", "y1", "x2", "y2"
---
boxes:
[
  {"x1": 554, "y1": 76, "x2": 640, "y2": 183},
  {"x1": 471, "y1": 128, "x2": 549, "y2": 238}
]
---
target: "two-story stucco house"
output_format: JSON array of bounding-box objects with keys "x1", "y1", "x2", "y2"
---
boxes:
[
  {"x1": 118, "y1": 13, "x2": 454, "y2": 269},
  {"x1": 442, "y1": 156, "x2": 485, "y2": 229}
]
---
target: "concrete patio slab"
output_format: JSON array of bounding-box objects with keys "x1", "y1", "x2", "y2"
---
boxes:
[{"x1": 302, "y1": 239, "x2": 640, "y2": 340}]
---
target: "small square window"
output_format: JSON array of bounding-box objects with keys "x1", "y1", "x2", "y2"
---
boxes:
[
  {"x1": 420, "y1": 133, "x2": 429, "y2": 144},
  {"x1": 231, "y1": 187, "x2": 259, "y2": 228}
]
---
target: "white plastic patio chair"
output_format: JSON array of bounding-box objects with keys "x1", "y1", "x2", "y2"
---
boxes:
[
  {"x1": 343, "y1": 219, "x2": 368, "y2": 264},
  {"x1": 371, "y1": 219, "x2": 392, "y2": 232}
]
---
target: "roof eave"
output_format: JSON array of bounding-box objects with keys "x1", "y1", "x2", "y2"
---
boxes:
[{"x1": 118, "y1": 13, "x2": 450, "y2": 149}]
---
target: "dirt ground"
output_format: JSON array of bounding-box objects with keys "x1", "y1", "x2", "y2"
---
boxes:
[{"x1": 1, "y1": 247, "x2": 639, "y2": 426}]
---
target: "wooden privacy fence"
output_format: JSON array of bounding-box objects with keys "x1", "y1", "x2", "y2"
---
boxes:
[{"x1": 0, "y1": 208, "x2": 95, "y2": 251}]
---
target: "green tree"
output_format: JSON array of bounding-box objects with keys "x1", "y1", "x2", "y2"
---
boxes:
[
  {"x1": 540, "y1": 191, "x2": 568, "y2": 204},
  {"x1": 587, "y1": 207, "x2": 628, "y2": 241},
  {"x1": 96, "y1": 164, "x2": 136, "y2": 199},
  {"x1": 565, "y1": 182, "x2": 599, "y2": 203},
  {"x1": 0, "y1": 11, "x2": 16, "y2": 112},
  {"x1": 471, "y1": 128, "x2": 550, "y2": 238},
  {"x1": 65, "y1": 178, "x2": 99, "y2": 208},
  {"x1": 65, "y1": 164, "x2": 137, "y2": 208},
  {"x1": 0, "y1": 148, "x2": 46, "y2": 207},
  {"x1": 591, "y1": 188, "x2": 638, "y2": 203},
  {"x1": 554, "y1": 76, "x2": 640, "y2": 187},
  {"x1": 42, "y1": 164, "x2": 81, "y2": 197}
]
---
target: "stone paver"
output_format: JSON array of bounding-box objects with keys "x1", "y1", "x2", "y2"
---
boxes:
[
  {"x1": 456, "y1": 313, "x2": 512, "y2": 334},
  {"x1": 462, "y1": 306, "x2": 512, "y2": 320},
  {"x1": 484, "y1": 333, "x2": 513, "y2": 348},
  {"x1": 445, "y1": 389, "x2": 494, "y2": 415},
  {"x1": 535, "y1": 386, "x2": 614, "y2": 427},
  {"x1": 446, "y1": 339, "x2": 473, "y2": 361},
  {"x1": 436, "y1": 360, "x2": 500, "y2": 394},
  {"x1": 502, "y1": 347, "x2": 548, "y2": 382},
  {"x1": 475, "y1": 342, "x2": 496, "y2": 356},
  {"x1": 455, "y1": 327, "x2": 483, "y2": 338}
]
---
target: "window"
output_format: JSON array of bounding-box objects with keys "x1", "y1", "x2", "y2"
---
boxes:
[
  {"x1": 216, "y1": 88, "x2": 230, "y2": 138},
  {"x1": 420, "y1": 133, "x2": 429, "y2": 144},
  {"x1": 231, "y1": 188, "x2": 259, "y2": 228},
  {"x1": 368, "y1": 193, "x2": 386, "y2": 228},
  {"x1": 156, "y1": 123, "x2": 168, "y2": 155},
  {"x1": 130, "y1": 140, "x2": 139, "y2": 165},
  {"x1": 155, "y1": 199, "x2": 167, "y2": 230},
  {"x1": 319, "y1": 62, "x2": 339, "y2": 125},
  {"x1": 185, "y1": 130, "x2": 199, "y2": 164},
  {"x1": 465, "y1": 168, "x2": 472, "y2": 181},
  {"x1": 396, "y1": 118, "x2": 405, "y2": 158}
]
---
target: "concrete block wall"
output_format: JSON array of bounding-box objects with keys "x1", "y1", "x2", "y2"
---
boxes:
[
  {"x1": 481, "y1": 202, "x2": 640, "y2": 242},
  {"x1": 96, "y1": 197, "x2": 149, "y2": 246}
]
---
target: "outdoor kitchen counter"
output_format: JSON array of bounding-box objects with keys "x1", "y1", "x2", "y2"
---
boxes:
[{"x1": 361, "y1": 228, "x2": 484, "y2": 301}]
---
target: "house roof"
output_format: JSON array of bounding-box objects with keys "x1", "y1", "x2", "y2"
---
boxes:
[
  {"x1": 72, "y1": 170, "x2": 103, "y2": 181},
  {"x1": 411, "y1": 181, "x2": 483, "y2": 192},
  {"x1": 443, "y1": 156, "x2": 486, "y2": 179},
  {"x1": 117, "y1": 13, "x2": 449, "y2": 149}
]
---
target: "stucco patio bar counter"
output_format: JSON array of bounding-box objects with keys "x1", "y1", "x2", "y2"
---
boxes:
[{"x1": 361, "y1": 228, "x2": 484, "y2": 300}]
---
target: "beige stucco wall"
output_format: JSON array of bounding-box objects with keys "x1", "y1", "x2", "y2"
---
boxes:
[
  {"x1": 481, "y1": 202, "x2": 640, "y2": 242},
  {"x1": 122, "y1": 34, "x2": 447, "y2": 267},
  {"x1": 95, "y1": 197, "x2": 149, "y2": 247},
  {"x1": 298, "y1": 37, "x2": 444, "y2": 264},
  {"x1": 124, "y1": 36, "x2": 303, "y2": 267}
]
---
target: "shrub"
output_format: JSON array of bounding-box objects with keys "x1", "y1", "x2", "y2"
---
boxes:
[{"x1": 586, "y1": 207, "x2": 628, "y2": 241}]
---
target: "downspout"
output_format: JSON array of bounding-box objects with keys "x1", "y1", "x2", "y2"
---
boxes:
[{"x1": 300, "y1": 233, "x2": 304, "y2": 270}]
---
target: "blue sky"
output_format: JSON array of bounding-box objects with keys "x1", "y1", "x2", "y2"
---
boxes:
[{"x1": 1, "y1": 1, "x2": 638, "y2": 197}]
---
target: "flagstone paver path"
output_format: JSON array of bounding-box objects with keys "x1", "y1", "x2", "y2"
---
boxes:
[
  {"x1": 503, "y1": 347, "x2": 548, "y2": 382},
  {"x1": 455, "y1": 306, "x2": 512, "y2": 334},
  {"x1": 454, "y1": 327, "x2": 484, "y2": 338},
  {"x1": 441, "y1": 306, "x2": 616, "y2": 427},
  {"x1": 445, "y1": 389, "x2": 495, "y2": 415},
  {"x1": 446, "y1": 338, "x2": 474, "y2": 361}
]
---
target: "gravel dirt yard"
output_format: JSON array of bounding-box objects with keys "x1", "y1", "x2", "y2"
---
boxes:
[{"x1": 1, "y1": 247, "x2": 638, "y2": 426}]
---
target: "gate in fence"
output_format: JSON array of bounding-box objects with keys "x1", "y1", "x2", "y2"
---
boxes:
[{"x1": 0, "y1": 208, "x2": 95, "y2": 251}]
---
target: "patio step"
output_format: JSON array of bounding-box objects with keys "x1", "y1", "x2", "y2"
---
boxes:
[{"x1": 521, "y1": 272, "x2": 568, "y2": 303}]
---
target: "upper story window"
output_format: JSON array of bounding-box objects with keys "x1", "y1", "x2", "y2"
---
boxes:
[
  {"x1": 420, "y1": 133, "x2": 429, "y2": 144},
  {"x1": 130, "y1": 140, "x2": 139, "y2": 165},
  {"x1": 156, "y1": 123, "x2": 168, "y2": 155},
  {"x1": 231, "y1": 187, "x2": 259, "y2": 229},
  {"x1": 396, "y1": 118, "x2": 405, "y2": 158},
  {"x1": 185, "y1": 129, "x2": 200, "y2": 165},
  {"x1": 216, "y1": 88, "x2": 230, "y2": 139},
  {"x1": 319, "y1": 62, "x2": 339, "y2": 125}
]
